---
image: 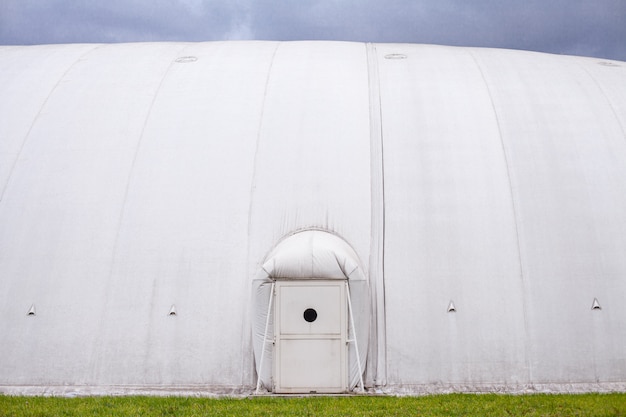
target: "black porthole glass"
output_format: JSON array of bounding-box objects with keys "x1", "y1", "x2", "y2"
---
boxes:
[{"x1": 303, "y1": 308, "x2": 317, "y2": 323}]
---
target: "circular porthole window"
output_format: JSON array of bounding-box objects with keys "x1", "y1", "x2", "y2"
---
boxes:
[{"x1": 303, "y1": 308, "x2": 317, "y2": 323}]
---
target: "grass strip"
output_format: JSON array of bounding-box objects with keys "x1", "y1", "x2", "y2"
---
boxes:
[{"x1": 1, "y1": 393, "x2": 625, "y2": 417}]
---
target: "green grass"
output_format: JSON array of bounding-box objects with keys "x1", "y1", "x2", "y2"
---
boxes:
[{"x1": 1, "y1": 394, "x2": 625, "y2": 417}]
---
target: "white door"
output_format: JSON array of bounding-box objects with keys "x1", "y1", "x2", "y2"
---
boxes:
[{"x1": 273, "y1": 280, "x2": 347, "y2": 393}]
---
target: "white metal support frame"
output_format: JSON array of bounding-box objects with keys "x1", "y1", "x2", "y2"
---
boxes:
[
  {"x1": 345, "y1": 281, "x2": 365, "y2": 393},
  {"x1": 255, "y1": 281, "x2": 275, "y2": 394}
]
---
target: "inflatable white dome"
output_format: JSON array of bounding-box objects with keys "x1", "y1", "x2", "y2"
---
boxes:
[{"x1": 0, "y1": 41, "x2": 625, "y2": 395}]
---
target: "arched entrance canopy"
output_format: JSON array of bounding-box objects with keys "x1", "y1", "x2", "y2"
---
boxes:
[
  {"x1": 251, "y1": 230, "x2": 369, "y2": 392},
  {"x1": 261, "y1": 230, "x2": 366, "y2": 281}
]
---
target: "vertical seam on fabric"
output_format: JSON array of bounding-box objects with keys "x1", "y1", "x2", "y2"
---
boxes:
[
  {"x1": 366, "y1": 43, "x2": 387, "y2": 386},
  {"x1": 243, "y1": 42, "x2": 280, "y2": 387},
  {"x1": 468, "y1": 49, "x2": 532, "y2": 384},
  {"x1": 0, "y1": 44, "x2": 103, "y2": 204}
]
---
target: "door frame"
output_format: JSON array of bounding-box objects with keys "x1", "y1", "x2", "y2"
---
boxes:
[{"x1": 273, "y1": 279, "x2": 348, "y2": 394}]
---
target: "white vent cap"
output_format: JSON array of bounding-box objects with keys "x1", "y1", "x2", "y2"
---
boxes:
[
  {"x1": 168, "y1": 305, "x2": 177, "y2": 316},
  {"x1": 591, "y1": 298, "x2": 601, "y2": 310}
]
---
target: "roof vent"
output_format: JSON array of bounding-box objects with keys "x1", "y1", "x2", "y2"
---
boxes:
[
  {"x1": 447, "y1": 300, "x2": 456, "y2": 313},
  {"x1": 597, "y1": 61, "x2": 620, "y2": 67},
  {"x1": 168, "y1": 305, "x2": 177, "y2": 316},
  {"x1": 27, "y1": 304, "x2": 36, "y2": 316},
  {"x1": 175, "y1": 56, "x2": 197, "y2": 63},
  {"x1": 384, "y1": 53, "x2": 407, "y2": 60},
  {"x1": 591, "y1": 298, "x2": 601, "y2": 310}
]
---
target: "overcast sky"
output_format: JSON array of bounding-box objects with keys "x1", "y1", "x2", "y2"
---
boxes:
[{"x1": 1, "y1": 0, "x2": 625, "y2": 61}]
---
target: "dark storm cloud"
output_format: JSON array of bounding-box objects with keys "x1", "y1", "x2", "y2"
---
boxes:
[{"x1": 1, "y1": 0, "x2": 625, "y2": 61}]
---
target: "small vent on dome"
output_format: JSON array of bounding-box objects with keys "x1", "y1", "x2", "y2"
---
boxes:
[
  {"x1": 168, "y1": 305, "x2": 177, "y2": 316},
  {"x1": 591, "y1": 298, "x2": 601, "y2": 310},
  {"x1": 447, "y1": 300, "x2": 456, "y2": 313},
  {"x1": 27, "y1": 304, "x2": 36, "y2": 316},
  {"x1": 597, "y1": 61, "x2": 620, "y2": 67},
  {"x1": 175, "y1": 56, "x2": 197, "y2": 63},
  {"x1": 384, "y1": 53, "x2": 407, "y2": 60}
]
